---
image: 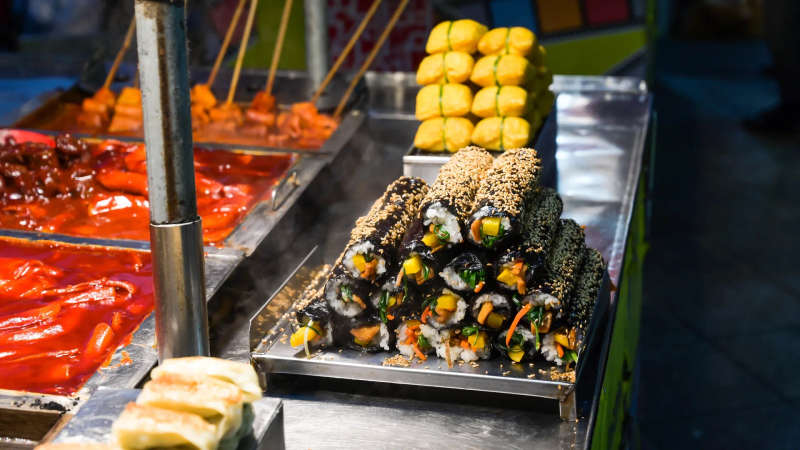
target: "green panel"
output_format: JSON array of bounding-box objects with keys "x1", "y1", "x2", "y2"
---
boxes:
[
  {"x1": 240, "y1": 0, "x2": 308, "y2": 71},
  {"x1": 590, "y1": 174, "x2": 647, "y2": 450},
  {"x1": 543, "y1": 27, "x2": 646, "y2": 75}
]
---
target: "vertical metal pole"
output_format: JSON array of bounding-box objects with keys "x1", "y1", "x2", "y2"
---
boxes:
[
  {"x1": 304, "y1": 0, "x2": 329, "y2": 90},
  {"x1": 134, "y1": 0, "x2": 210, "y2": 361}
]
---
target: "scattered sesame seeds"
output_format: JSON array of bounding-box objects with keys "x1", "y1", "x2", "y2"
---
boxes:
[
  {"x1": 423, "y1": 146, "x2": 493, "y2": 219},
  {"x1": 472, "y1": 147, "x2": 541, "y2": 218},
  {"x1": 383, "y1": 354, "x2": 412, "y2": 367}
]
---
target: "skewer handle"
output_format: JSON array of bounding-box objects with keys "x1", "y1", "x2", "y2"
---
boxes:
[
  {"x1": 226, "y1": 0, "x2": 260, "y2": 105},
  {"x1": 310, "y1": 0, "x2": 383, "y2": 104},
  {"x1": 265, "y1": 0, "x2": 295, "y2": 95},
  {"x1": 103, "y1": 18, "x2": 137, "y2": 91},
  {"x1": 207, "y1": 0, "x2": 248, "y2": 86},
  {"x1": 333, "y1": 0, "x2": 409, "y2": 119}
]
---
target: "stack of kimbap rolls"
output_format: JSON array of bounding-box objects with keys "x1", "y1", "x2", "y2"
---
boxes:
[
  {"x1": 471, "y1": 27, "x2": 555, "y2": 151},
  {"x1": 289, "y1": 146, "x2": 605, "y2": 371},
  {"x1": 414, "y1": 20, "x2": 487, "y2": 153}
]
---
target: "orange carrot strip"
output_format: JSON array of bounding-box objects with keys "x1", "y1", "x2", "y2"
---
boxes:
[
  {"x1": 413, "y1": 343, "x2": 427, "y2": 361},
  {"x1": 506, "y1": 303, "x2": 531, "y2": 346},
  {"x1": 470, "y1": 219, "x2": 482, "y2": 242},
  {"x1": 474, "y1": 280, "x2": 485, "y2": 293},
  {"x1": 476, "y1": 301, "x2": 493, "y2": 325},
  {"x1": 556, "y1": 343, "x2": 564, "y2": 358},
  {"x1": 395, "y1": 268, "x2": 405, "y2": 287},
  {"x1": 420, "y1": 306, "x2": 432, "y2": 324}
]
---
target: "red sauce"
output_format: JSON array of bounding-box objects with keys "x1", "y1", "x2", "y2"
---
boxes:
[
  {"x1": 0, "y1": 133, "x2": 294, "y2": 244},
  {"x1": 0, "y1": 237, "x2": 153, "y2": 395}
]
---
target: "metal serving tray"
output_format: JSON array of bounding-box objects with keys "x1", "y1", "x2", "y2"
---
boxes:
[
  {"x1": 9, "y1": 68, "x2": 364, "y2": 157},
  {"x1": 402, "y1": 102, "x2": 558, "y2": 187},
  {"x1": 0, "y1": 229, "x2": 244, "y2": 438},
  {"x1": 249, "y1": 246, "x2": 610, "y2": 421},
  {"x1": 48, "y1": 389, "x2": 285, "y2": 450}
]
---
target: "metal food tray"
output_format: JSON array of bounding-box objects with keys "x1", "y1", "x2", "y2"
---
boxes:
[
  {"x1": 9, "y1": 68, "x2": 364, "y2": 158},
  {"x1": 250, "y1": 246, "x2": 610, "y2": 421},
  {"x1": 403, "y1": 101, "x2": 558, "y2": 187},
  {"x1": 48, "y1": 389, "x2": 285, "y2": 450},
  {"x1": 0, "y1": 229, "x2": 244, "y2": 446}
]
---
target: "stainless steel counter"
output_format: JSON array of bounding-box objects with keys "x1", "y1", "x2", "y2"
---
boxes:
[{"x1": 239, "y1": 74, "x2": 651, "y2": 449}]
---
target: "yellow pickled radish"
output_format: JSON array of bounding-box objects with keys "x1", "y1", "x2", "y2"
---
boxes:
[
  {"x1": 508, "y1": 346, "x2": 525, "y2": 362},
  {"x1": 403, "y1": 255, "x2": 423, "y2": 275},
  {"x1": 290, "y1": 326, "x2": 319, "y2": 347},
  {"x1": 352, "y1": 253, "x2": 367, "y2": 272},
  {"x1": 469, "y1": 332, "x2": 486, "y2": 349},
  {"x1": 481, "y1": 217, "x2": 502, "y2": 236},
  {"x1": 422, "y1": 232, "x2": 440, "y2": 248},
  {"x1": 554, "y1": 333, "x2": 570, "y2": 349},
  {"x1": 497, "y1": 268, "x2": 518, "y2": 286},
  {"x1": 436, "y1": 294, "x2": 458, "y2": 311},
  {"x1": 486, "y1": 312, "x2": 505, "y2": 329}
]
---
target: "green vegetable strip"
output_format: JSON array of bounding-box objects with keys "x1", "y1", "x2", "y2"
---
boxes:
[
  {"x1": 499, "y1": 116, "x2": 506, "y2": 151},
  {"x1": 504, "y1": 27, "x2": 511, "y2": 54},
  {"x1": 446, "y1": 21, "x2": 454, "y2": 51},
  {"x1": 438, "y1": 84, "x2": 444, "y2": 117},
  {"x1": 492, "y1": 55, "x2": 503, "y2": 87},
  {"x1": 494, "y1": 86, "x2": 502, "y2": 117}
]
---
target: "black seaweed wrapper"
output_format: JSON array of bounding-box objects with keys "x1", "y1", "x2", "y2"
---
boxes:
[{"x1": 334, "y1": 314, "x2": 393, "y2": 352}]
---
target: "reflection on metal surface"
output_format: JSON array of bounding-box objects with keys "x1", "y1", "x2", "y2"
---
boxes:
[{"x1": 50, "y1": 389, "x2": 285, "y2": 450}]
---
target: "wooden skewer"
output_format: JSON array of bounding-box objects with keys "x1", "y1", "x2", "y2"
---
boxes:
[
  {"x1": 333, "y1": 0, "x2": 409, "y2": 119},
  {"x1": 310, "y1": 0, "x2": 382, "y2": 104},
  {"x1": 207, "y1": 0, "x2": 248, "y2": 87},
  {"x1": 226, "y1": 0, "x2": 260, "y2": 106},
  {"x1": 102, "y1": 18, "x2": 136, "y2": 91},
  {"x1": 264, "y1": 0, "x2": 294, "y2": 96}
]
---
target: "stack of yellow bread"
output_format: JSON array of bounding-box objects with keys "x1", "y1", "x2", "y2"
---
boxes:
[
  {"x1": 414, "y1": 22, "x2": 555, "y2": 153},
  {"x1": 414, "y1": 20, "x2": 487, "y2": 152}
]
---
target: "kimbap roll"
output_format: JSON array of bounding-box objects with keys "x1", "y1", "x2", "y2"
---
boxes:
[
  {"x1": 289, "y1": 289, "x2": 335, "y2": 355},
  {"x1": 336, "y1": 315, "x2": 393, "y2": 352},
  {"x1": 494, "y1": 188, "x2": 562, "y2": 293},
  {"x1": 323, "y1": 266, "x2": 373, "y2": 318},
  {"x1": 540, "y1": 219, "x2": 586, "y2": 303},
  {"x1": 564, "y1": 247, "x2": 605, "y2": 330},
  {"x1": 341, "y1": 176, "x2": 428, "y2": 283},
  {"x1": 457, "y1": 324, "x2": 493, "y2": 361},
  {"x1": 470, "y1": 291, "x2": 513, "y2": 330},
  {"x1": 420, "y1": 283, "x2": 469, "y2": 330},
  {"x1": 396, "y1": 319, "x2": 438, "y2": 361},
  {"x1": 467, "y1": 148, "x2": 541, "y2": 249},
  {"x1": 439, "y1": 252, "x2": 487, "y2": 294},
  {"x1": 497, "y1": 328, "x2": 538, "y2": 363},
  {"x1": 371, "y1": 279, "x2": 419, "y2": 324},
  {"x1": 541, "y1": 328, "x2": 579, "y2": 367},
  {"x1": 426, "y1": 20, "x2": 488, "y2": 54}
]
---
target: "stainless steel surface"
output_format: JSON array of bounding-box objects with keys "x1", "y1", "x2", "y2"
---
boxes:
[
  {"x1": 303, "y1": 0, "x2": 329, "y2": 92},
  {"x1": 136, "y1": 0, "x2": 210, "y2": 360},
  {"x1": 50, "y1": 389, "x2": 285, "y2": 450},
  {"x1": 150, "y1": 219, "x2": 210, "y2": 360},
  {"x1": 0, "y1": 229, "x2": 242, "y2": 418},
  {"x1": 135, "y1": 0, "x2": 198, "y2": 224},
  {"x1": 243, "y1": 74, "x2": 650, "y2": 447}
]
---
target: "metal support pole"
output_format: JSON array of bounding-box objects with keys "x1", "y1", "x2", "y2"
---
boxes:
[
  {"x1": 304, "y1": 0, "x2": 329, "y2": 91},
  {"x1": 134, "y1": 0, "x2": 210, "y2": 361}
]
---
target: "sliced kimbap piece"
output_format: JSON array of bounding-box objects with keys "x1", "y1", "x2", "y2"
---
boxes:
[
  {"x1": 289, "y1": 289, "x2": 335, "y2": 356},
  {"x1": 467, "y1": 148, "x2": 541, "y2": 249},
  {"x1": 396, "y1": 319, "x2": 439, "y2": 361},
  {"x1": 418, "y1": 146, "x2": 494, "y2": 248},
  {"x1": 494, "y1": 188, "x2": 562, "y2": 294},
  {"x1": 457, "y1": 324, "x2": 493, "y2": 361},
  {"x1": 439, "y1": 252, "x2": 488, "y2": 294},
  {"x1": 470, "y1": 291, "x2": 513, "y2": 331},
  {"x1": 335, "y1": 314, "x2": 393, "y2": 352},
  {"x1": 323, "y1": 266, "x2": 373, "y2": 318},
  {"x1": 431, "y1": 328, "x2": 464, "y2": 364},
  {"x1": 396, "y1": 220, "x2": 455, "y2": 287},
  {"x1": 342, "y1": 176, "x2": 428, "y2": 282},
  {"x1": 564, "y1": 247, "x2": 605, "y2": 331},
  {"x1": 541, "y1": 327, "x2": 579, "y2": 367},
  {"x1": 496, "y1": 328, "x2": 537, "y2": 363},
  {"x1": 420, "y1": 283, "x2": 469, "y2": 330},
  {"x1": 371, "y1": 279, "x2": 420, "y2": 325}
]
